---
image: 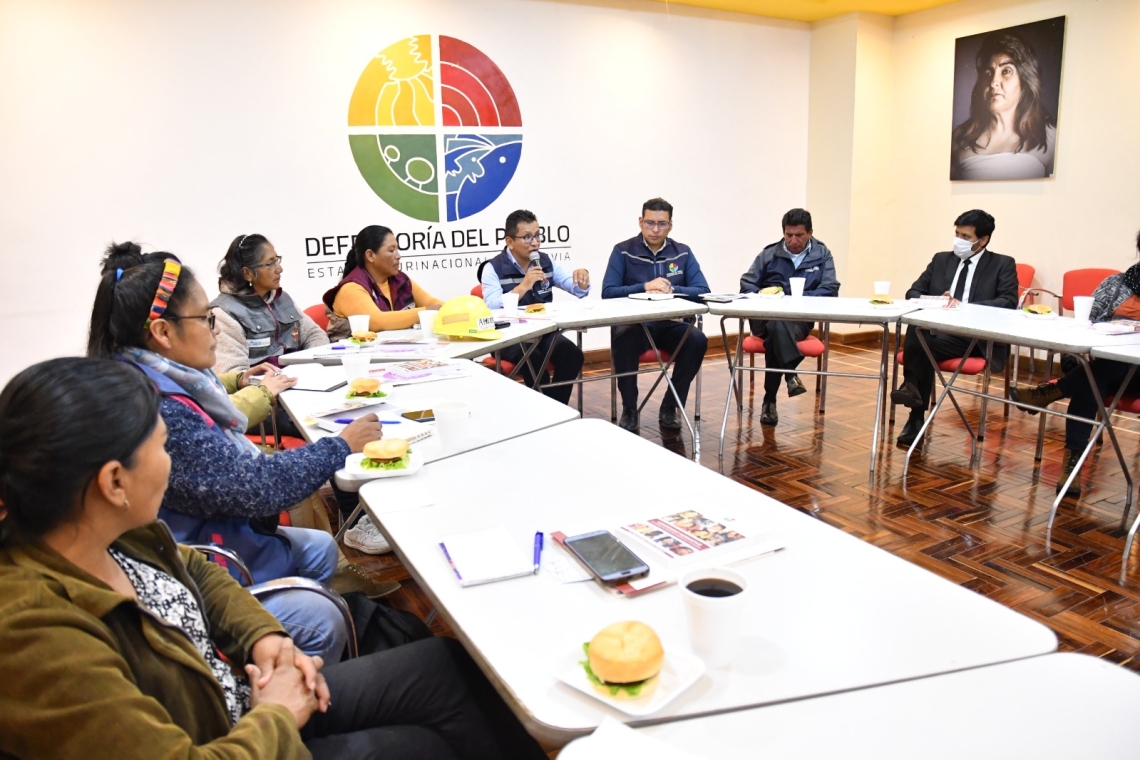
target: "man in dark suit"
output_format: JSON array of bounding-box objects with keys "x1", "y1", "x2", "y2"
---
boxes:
[{"x1": 891, "y1": 209, "x2": 1019, "y2": 447}]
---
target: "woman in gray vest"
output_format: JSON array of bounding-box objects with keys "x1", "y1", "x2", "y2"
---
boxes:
[{"x1": 211, "y1": 233, "x2": 329, "y2": 375}]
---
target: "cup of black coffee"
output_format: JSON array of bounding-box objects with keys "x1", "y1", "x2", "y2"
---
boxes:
[{"x1": 680, "y1": 568, "x2": 749, "y2": 669}]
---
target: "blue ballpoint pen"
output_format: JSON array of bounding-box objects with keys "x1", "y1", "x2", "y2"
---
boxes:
[{"x1": 533, "y1": 532, "x2": 544, "y2": 574}]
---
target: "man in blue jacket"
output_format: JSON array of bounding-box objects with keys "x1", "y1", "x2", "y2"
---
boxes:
[
  {"x1": 739, "y1": 208, "x2": 840, "y2": 426},
  {"x1": 602, "y1": 198, "x2": 710, "y2": 433}
]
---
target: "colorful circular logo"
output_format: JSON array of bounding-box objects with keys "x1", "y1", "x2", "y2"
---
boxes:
[{"x1": 347, "y1": 35, "x2": 523, "y2": 223}]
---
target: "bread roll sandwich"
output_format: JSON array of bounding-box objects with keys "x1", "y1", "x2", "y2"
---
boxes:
[
  {"x1": 1023, "y1": 303, "x2": 1052, "y2": 315},
  {"x1": 347, "y1": 377, "x2": 386, "y2": 398},
  {"x1": 350, "y1": 330, "x2": 378, "y2": 344},
  {"x1": 759, "y1": 286, "x2": 783, "y2": 296},
  {"x1": 525, "y1": 303, "x2": 547, "y2": 314},
  {"x1": 360, "y1": 438, "x2": 411, "y2": 471},
  {"x1": 870, "y1": 296, "x2": 894, "y2": 305},
  {"x1": 581, "y1": 621, "x2": 664, "y2": 699}
]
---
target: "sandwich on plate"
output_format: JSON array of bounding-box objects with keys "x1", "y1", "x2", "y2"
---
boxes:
[{"x1": 580, "y1": 621, "x2": 664, "y2": 699}]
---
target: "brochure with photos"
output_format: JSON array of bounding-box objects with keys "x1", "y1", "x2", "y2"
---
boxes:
[{"x1": 620, "y1": 510, "x2": 767, "y2": 566}]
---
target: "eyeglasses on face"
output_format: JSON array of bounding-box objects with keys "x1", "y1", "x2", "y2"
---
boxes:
[
  {"x1": 251, "y1": 256, "x2": 284, "y2": 269},
  {"x1": 164, "y1": 312, "x2": 217, "y2": 330},
  {"x1": 641, "y1": 220, "x2": 672, "y2": 230},
  {"x1": 510, "y1": 234, "x2": 542, "y2": 245}
]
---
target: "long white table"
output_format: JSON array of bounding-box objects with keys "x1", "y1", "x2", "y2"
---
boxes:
[
  {"x1": 567, "y1": 654, "x2": 1140, "y2": 759},
  {"x1": 516, "y1": 297, "x2": 709, "y2": 442},
  {"x1": 359, "y1": 418, "x2": 1056, "y2": 746},
  {"x1": 901, "y1": 306, "x2": 1140, "y2": 537},
  {"x1": 277, "y1": 320, "x2": 556, "y2": 366},
  {"x1": 1089, "y1": 342, "x2": 1140, "y2": 575},
  {"x1": 278, "y1": 360, "x2": 579, "y2": 534},
  {"x1": 709, "y1": 296, "x2": 923, "y2": 477}
]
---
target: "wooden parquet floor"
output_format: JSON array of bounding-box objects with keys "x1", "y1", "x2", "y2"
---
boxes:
[{"x1": 342, "y1": 341, "x2": 1140, "y2": 674}]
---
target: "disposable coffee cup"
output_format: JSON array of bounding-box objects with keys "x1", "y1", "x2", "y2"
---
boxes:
[
  {"x1": 874, "y1": 281, "x2": 891, "y2": 296},
  {"x1": 789, "y1": 277, "x2": 806, "y2": 298},
  {"x1": 347, "y1": 314, "x2": 370, "y2": 335},
  {"x1": 419, "y1": 310, "x2": 439, "y2": 334},
  {"x1": 681, "y1": 567, "x2": 749, "y2": 669},
  {"x1": 434, "y1": 401, "x2": 472, "y2": 454},
  {"x1": 500, "y1": 293, "x2": 519, "y2": 312},
  {"x1": 341, "y1": 354, "x2": 371, "y2": 383},
  {"x1": 1072, "y1": 296, "x2": 1094, "y2": 323}
]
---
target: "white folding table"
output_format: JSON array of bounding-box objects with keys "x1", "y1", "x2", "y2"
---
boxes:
[
  {"x1": 576, "y1": 654, "x2": 1140, "y2": 759},
  {"x1": 358, "y1": 418, "x2": 1056, "y2": 746},
  {"x1": 709, "y1": 296, "x2": 922, "y2": 477},
  {"x1": 518, "y1": 297, "x2": 710, "y2": 443},
  {"x1": 1089, "y1": 342, "x2": 1140, "y2": 575},
  {"x1": 278, "y1": 359, "x2": 579, "y2": 533},
  {"x1": 901, "y1": 307, "x2": 1140, "y2": 541},
  {"x1": 278, "y1": 320, "x2": 557, "y2": 368}
]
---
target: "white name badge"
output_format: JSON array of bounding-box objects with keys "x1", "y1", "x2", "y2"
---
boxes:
[{"x1": 248, "y1": 337, "x2": 271, "y2": 348}]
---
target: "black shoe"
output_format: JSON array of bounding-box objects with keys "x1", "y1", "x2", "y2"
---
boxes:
[
  {"x1": 1011, "y1": 382, "x2": 1064, "y2": 416},
  {"x1": 891, "y1": 381, "x2": 926, "y2": 411},
  {"x1": 1056, "y1": 448, "x2": 1082, "y2": 499},
  {"x1": 618, "y1": 407, "x2": 640, "y2": 432},
  {"x1": 760, "y1": 401, "x2": 778, "y2": 426},
  {"x1": 659, "y1": 407, "x2": 682, "y2": 431},
  {"x1": 896, "y1": 414, "x2": 924, "y2": 448},
  {"x1": 786, "y1": 375, "x2": 807, "y2": 398}
]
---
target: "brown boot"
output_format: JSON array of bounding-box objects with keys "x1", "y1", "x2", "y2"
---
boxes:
[
  {"x1": 1011, "y1": 382, "x2": 1064, "y2": 416},
  {"x1": 330, "y1": 564, "x2": 401, "y2": 599},
  {"x1": 1056, "y1": 448, "x2": 1082, "y2": 499}
]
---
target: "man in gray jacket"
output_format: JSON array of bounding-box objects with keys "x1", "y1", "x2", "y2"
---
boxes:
[{"x1": 739, "y1": 209, "x2": 840, "y2": 426}]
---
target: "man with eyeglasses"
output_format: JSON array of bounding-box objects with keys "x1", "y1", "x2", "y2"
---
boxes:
[
  {"x1": 602, "y1": 197, "x2": 710, "y2": 433},
  {"x1": 480, "y1": 209, "x2": 590, "y2": 405},
  {"x1": 739, "y1": 208, "x2": 840, "y2": 426}
]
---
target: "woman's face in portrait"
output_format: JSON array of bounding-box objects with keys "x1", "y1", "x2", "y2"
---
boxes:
[{"x1": 984, "y1": 53, "x2": 1022, "y2": 114}]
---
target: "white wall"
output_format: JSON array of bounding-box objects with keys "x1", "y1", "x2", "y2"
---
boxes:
[
  {"x1": 879, "y1": 0, "x2": 1140, "y2": 299},
  {"x1": 0, "y1": 0, "x2": 810, "y2": 383}
]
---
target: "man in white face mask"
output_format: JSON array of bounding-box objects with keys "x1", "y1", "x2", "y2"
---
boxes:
[{"x1": 890, "y1": 209, "x2": 1020, "y2": 448}]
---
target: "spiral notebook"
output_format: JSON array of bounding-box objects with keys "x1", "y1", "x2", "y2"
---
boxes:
[{"x1": 439, "y1": 527, "x2": 535, "y2": 587}]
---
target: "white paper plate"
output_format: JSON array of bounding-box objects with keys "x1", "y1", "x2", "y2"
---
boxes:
[
  {"x1": 1021, "y1": 310, "x2": 1058, "y2": 319},
  {"x1": 628, "y1": 292, "x2": 674, "y2": 301},
  {"x1": 343, "y1": 448, "x2": 424, "y2": 479},
  {"x1": 554, "y1": 647, "x2": 705, "y2": 717}
]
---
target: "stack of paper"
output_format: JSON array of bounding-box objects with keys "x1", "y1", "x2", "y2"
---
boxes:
[{"x1": 439, "y1": 527, "x2": 535, "y2": 587}]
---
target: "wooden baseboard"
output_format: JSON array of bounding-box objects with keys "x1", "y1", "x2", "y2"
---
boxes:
[{"x1": 581, "y1": 327, "x2": 884, "y2": 367}]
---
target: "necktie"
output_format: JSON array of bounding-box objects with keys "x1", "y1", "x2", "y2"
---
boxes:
[{"x1": 953, "y1": 257, "x2": 972, "y2": 302}]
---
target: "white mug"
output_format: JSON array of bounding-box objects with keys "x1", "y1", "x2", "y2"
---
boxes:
[
  {"x1": 681, "y1": 567, "x2": 749, "y2": 669},
  {"x1": 789, "y1": 277, "x2": 806, "y2": 298}
]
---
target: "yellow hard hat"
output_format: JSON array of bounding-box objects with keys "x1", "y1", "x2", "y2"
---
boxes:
[{"x1": 434, "y1": 295, "x2": 503, "y2": 341}]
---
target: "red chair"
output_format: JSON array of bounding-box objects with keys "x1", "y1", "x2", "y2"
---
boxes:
[
  {"x1": 738, "y1": 331, "x2": 829, "y2": 412},
  {"x1": 304, "y1": 304, "x2": 330, "y2": 331},
  {"x1": 892, "y1": 349, "x2": 1004, "y2": 440},
  {"x1": 1011, "y1": 264, "x2": 1038, "y2": 382}
]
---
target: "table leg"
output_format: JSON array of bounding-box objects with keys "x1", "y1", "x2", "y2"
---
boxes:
[
  {"x1": 978, "y1": 339, "x2": 994, "y2": 442},
  {"x1": 869, "y1": 323, "x2": 889, "y2": 480},
  {"x1": 576, "y1": 332, "x2": 584, "y2": 415},
  {"x1": 889, "y1": 321, "x2": 901, "y2": 426},
  {"x1": 719, "y1": 317, "x2": 744, "y2": 459},
  {"x1": 528, "y1": 330, "x2": 561, "y2": 391},
  {"x1": 638, "y1": 322, "x2": 696, "y2": 442},
  {"x1": 819, "y1": 323, "x2": 830, "y2": 414},
  {"x1": 903, "y1": 332, "x2": 979, "y2": 483}
]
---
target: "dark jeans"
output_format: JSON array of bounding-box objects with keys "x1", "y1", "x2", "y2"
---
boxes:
[
  {"x1": 1057, "y1": 357, "x2": 1140, "y2": 452},
  {"x1": 499, "y1": 333, "x2": 584, "y2": 406},
  {"x1": 611, "y1": 320, "x2": 708, "y2": 411},
  {"x1": 304, "y1": 637, "x2": 546, "y2": 760},
  {"x1": 749, "y1": 319, "x2": 813, "y2": 401},
  {"x1": 902, "y1": 328, "x2": 988, "y2": 413}
]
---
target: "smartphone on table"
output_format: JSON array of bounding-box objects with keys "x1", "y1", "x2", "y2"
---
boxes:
[
  {"x1": 402, "y1": 409, "x2": 435, "y2": 422},
  {"x1": 563, "y1": 530, "x2": 650, "y2": 584}
]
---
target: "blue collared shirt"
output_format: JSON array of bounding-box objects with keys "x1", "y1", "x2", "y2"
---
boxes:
[{"x1": 480, "y1": 251, "x2": 590, "y2": 308}]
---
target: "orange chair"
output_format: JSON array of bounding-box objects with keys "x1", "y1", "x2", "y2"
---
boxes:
[
  {"x1": 1025, "y1": 268, "x2": 1121, "y2": 461},
  {"x1": 892, "y1": 348, "x2": 1005, "y2": 439},
  {"x1": 304, "y1": 304, "x2": 329, "y2": 331},
  {"x1": 737, "y1": 331, "x2": 829, "y2": 412}
]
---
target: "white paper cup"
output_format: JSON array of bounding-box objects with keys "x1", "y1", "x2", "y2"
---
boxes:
[
  {"x1": 874, "y1": 281, "x2": 891, "y2": 296},
  {"x1": 341, "y1": 354, "x2": 371, "y2": 382},
  {"x1": 500, "y1": 293, "x2": 519, "y2": 312},
  {"x1": 433, "y1": 401, "x2": 472, "y2": 454},
  {"x1": 347, "y1": 314, "x2": 370, "y2": 335},
  {"x1": 419, "y1": 310, "x2": 439, "y2": 334},
  {"x1": 681, "y1": 567, "x2": 749, "y2": 669},
  {"x1": 789, "y1": 277, "x2": 806, "y2": 298},
  {"x1": 1072, "y1": 296, "x2": 1094, "y2": 323}
]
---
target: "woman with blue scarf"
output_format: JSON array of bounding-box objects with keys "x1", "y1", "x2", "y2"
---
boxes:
[{"x1": 88, "y1": 243, "x2": 385, "y2": 662}]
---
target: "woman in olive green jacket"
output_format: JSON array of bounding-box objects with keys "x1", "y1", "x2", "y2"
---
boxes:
[{"x1": 0, "y1": 358, "x2": 545, "y2": 760}]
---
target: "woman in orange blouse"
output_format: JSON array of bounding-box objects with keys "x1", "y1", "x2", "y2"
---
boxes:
[{"x1": 322, "y1": 225, "x2": 444, "y2": 339}]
